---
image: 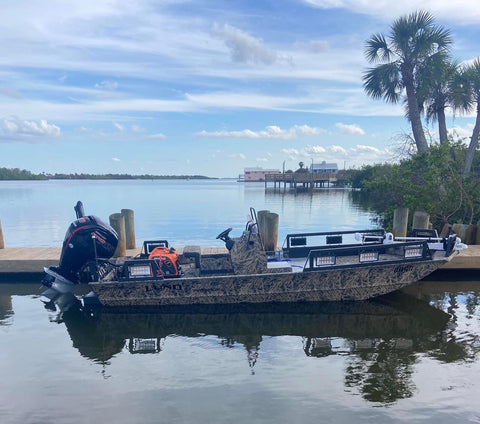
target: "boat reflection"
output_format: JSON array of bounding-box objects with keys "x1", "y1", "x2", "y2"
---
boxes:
[{"x1": 44, "y1": 288, "x2": 480, "y2": 404}]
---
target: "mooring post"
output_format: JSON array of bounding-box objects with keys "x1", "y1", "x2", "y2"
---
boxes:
[
  {"x1": 121, "y1": 208, "x2": 136, "y2": 249},
  {"x1": 392, "y1": 207, "x2": 409, "y2": 237},
  {"x1": 263, "y1": 212, "x2": 279, "y2": 251},
  {"x1": 452, "y1": 224, "x2": 468, "y2": 242},
  {"x1": 466, "y1": 224, "x2": 477, "y2": 245},
  {"x1": 257, "y1": 210, "x2": 269, "y2": 243},
  {"x1": 412, "y1": 211, "x2": 430, "y2": 230},
  {"x1": 109, "y1": 213, "x2": 126, "y2": 257},
  {"x1": 0, "y1": 219, "x2": 4, "y2": 249}
]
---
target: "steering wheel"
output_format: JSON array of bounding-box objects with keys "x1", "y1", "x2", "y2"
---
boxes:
[{"x1": 216, "y1": 227, "x2": 233, "y2": 241}]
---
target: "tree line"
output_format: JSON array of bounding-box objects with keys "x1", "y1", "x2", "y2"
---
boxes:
[{"x1": 0, "y1": 168, "x2": 212, "y2": 180}]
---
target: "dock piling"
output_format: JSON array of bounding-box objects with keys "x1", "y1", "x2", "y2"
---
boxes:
[
  {"x1": 109, "y1": 213, "x2": 126, "y2": 257},
  {"x1": 121, "y1": 209, "x2": 136, "y2": 249},
  {"x1": 0, "y1": 219, "x2": 4, "y2": 249},
  {"x1": 393, "y1": 207, "x2": 409, "y2": 237}
]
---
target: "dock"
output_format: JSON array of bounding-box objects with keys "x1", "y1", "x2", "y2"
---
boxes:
[
  {"x1": 0, "y1": 245, "x2": 478, "y2": 276},
  {"x1": 264, "y1": 171, "x2": 349, "y2": 190}
]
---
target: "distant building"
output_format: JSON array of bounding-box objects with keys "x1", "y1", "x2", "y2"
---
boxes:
[
  {"x1": 310, "y1": 161, "x2": 338, "y2": 174},
  {"x1": 243, "y1": 167, "x2": 280, "y2": 182}
]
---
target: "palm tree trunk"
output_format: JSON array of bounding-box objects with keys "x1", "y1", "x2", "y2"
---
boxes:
[
  {"x1": 437, "y1": 108, "x2": 448, "y2": 144},
  {"x1": 404, "y1": 71, "x2": 428, "y2": 152},
  {"x1": 463, "y1": 103, "x2": 480, "y2": 176}
]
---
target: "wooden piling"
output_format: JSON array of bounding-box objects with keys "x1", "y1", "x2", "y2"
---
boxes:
[
  {"x1": 257, "y1": 210, "x2": 270, "y2": 247},
  {"x1": 0, "y1": 219, "x2": 4, "y2": 249},
  {"x1": 452, "y1": 224, "x2": 468, "y2": 242},
  {"x1": 412, "y1": 211, "x2": 430, "y2": 230},
  {"x1": 262, "y1": 212, "x2": 279, "y2": 251},
  {"x1": 109, "y1": 213, "x2": 126, "y2": 257},
  {"x1": 439, "y1": 223, "x2": 451, "y2": 237},
  {"x1": 466, "y1": 224, "x2": 477, "y2": 245},
  {"x1": 392, "y1": 207, "x2": 409, "y2": 237},
  {"x1": 121, "y1": 208, "x2": 136, "y2": 249}
]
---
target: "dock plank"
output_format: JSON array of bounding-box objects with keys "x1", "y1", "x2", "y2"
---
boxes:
[
  {"x1": 0, "y1": 246, "x2": 228, "y2": 273},
  {"x1": 0, "y1": 245, "x2": 476, "y2": 274}
]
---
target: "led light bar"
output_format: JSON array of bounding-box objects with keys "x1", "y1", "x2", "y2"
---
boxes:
[
  {"x1": 404, "y1": 246, "x2": 423, "y2": 259},
  {"x1": 359, "y1": 251, "x2": 379, "y2": 262},
  {"x1": 128, "y1": 264, "x2": 153, "y2": 277},
  {"x1": 315, "y1": 255, "x2": 336, "y2": 267}
]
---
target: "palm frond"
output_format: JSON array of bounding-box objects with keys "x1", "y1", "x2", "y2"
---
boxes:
[
  {"x1": 364, "y1": 33, "x2": 391, "y2": 63},
  {"x1": 363, "y1": 63, "x2": 402, "y2": 103}
]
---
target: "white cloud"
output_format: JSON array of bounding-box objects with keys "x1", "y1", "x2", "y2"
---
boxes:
[
  {"x1": 0, "y1": 117, "x2": 61, "y2": 137},
  {"x1": 196, "y1": 125, "x2": 323, "y2": 140},
  {"x1": 212, "y1": 24, "x2": 277, "y2": 65},
  {"x1": 95, "y1": 80, "x2": 118, "y2": 91},
  {"x1": 228, "y1": 153, "x2": 246, "y2": 159},
  {"x1": 131, "y1": 125, "x2": 144, "y2": 132},
  {"x1": 449, "y1": 125, "x2": 473, "y2": 140},
  {"x1": 335, "y1": 122, "x2": 365, "y2": 135},
  {"x1": 281, "y1": 143, "x2": 392, "y2": 166},
  {"x1": 256, "y1": 157, "x2": 269, "y2": 162},
  {"x1": 302, "y1": 0, "x2": 480, "y2": 24},
  {"x1": 147, "y1": 133, "x2": 166, "y2": 140},
  {"x1": 112, "y1": 157, "x2": 121, "y2": 162},
  {"x1": 113, "y1": 122, "x2": 124, "y2": 131}
]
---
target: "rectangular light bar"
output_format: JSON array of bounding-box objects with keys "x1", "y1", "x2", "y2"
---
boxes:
[
  {"x1": 128, "y1": 264, "x2": 153, "y2": 277},
  {"x1": 359, "y1": 251, "x2": 379, "y2": 262},
  {"x1": 404, "y1": 245, "x2": 423, "y2": 259},
  {"x1": 315, "y1": 255, "x2": 336, "y2": 267}
]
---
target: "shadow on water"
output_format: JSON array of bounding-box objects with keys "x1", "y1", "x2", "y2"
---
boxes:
[{"x1": 40, "y1": 288, "x2": 478, "y2": 405}]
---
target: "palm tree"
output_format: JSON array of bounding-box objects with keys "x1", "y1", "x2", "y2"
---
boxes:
[
  {"x1": 453, "y1": 59, "x2": 480, "y2": 176},
  {"x1": 363, "y1": 11, "x2": 452, "y2": 152},
  {"x1": 417, "y1": 57, "x2": 458, "y2": 144}
]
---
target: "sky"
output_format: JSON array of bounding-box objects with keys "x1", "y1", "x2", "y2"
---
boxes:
[{"x1": 1, "y1": 0, "x2": 480, "y2": 178}]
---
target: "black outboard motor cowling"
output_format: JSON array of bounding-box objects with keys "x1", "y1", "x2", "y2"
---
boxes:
[{"x1": 57, "y1": 215, "x2": 118, "y2": 283}]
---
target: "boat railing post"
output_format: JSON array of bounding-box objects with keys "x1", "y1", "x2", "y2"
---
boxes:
[
  {"x1": 0, "y1": 219, "x2": 4, "y2": 249},
  {"x1": 121, "y1": 208, "x2": 136, "y2": 249},
  {"x1": 109, "y1": 213, "x2": 126, "y2": 257}
]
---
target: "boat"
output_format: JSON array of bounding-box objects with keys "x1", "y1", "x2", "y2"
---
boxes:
[{"x1": 41, "y1": 202, "x2": 466, "y2": 309}]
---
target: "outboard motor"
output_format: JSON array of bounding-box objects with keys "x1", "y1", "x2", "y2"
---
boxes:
[
  {"x1": 56, "y1": 215, "x2": 118, "y2": 282},
  {"x1": 42, "y1": 202, "x2": 118, "y2": 297}
]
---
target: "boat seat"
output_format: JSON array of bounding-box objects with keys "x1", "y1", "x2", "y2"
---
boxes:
[{"x1": 182, "y1": 245, "x2": 202, "y2": 268}]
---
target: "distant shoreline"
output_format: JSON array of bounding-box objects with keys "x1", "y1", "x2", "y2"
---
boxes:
[{"x1": 0, "y1": 167, "x2": 218, "y2": 180}]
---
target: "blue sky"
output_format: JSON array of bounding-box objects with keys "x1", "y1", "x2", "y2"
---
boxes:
[{"x1": 1, "y1": 0, "x2": 480, "y2": 177}]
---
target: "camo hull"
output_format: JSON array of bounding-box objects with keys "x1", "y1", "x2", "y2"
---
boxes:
[{"x1": 89, "y1": 258, "x2": 446, "y2": 308}]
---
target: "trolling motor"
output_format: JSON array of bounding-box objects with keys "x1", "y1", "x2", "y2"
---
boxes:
[{"x1": 42, "y1": 201, "x2": 118, "y2": 296}]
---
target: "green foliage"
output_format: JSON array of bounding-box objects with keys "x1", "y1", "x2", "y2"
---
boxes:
[
  {"x1": 0, "y1": 167, "x2": 47, "y2": 180},
  {"x1": 0, "y1": 168, "x2": 213, "y2": 180},
  {"x1": 350, "y1": 143, "x2": 480, "y2": 230}
]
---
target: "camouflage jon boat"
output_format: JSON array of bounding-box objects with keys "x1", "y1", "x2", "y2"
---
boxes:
[{"x1": 42, "y1": 204, "x2": 463, "y2": 308}]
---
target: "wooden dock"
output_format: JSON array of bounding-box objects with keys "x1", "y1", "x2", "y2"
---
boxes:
[
  {"x1": 0, "y1": 245, "x2": 478, "y2": 275},
  {"x1": 264, "y1": 171, "x2": 349, "y2": 190}
]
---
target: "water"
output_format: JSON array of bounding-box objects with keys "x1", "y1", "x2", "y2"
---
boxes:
[
  {"x1": 0, "y1": 179, "x2": 373, "y2": 247},
  {"x1": 1, "y1": 180, "x2": 480, "y2": 423}
]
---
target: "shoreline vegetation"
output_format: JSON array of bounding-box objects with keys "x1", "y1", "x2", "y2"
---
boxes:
[{"x1": 0, "y1": 167, "x2": 215, "y2": 180}]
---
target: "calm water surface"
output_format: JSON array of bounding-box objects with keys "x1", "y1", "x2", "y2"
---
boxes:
[
  {"x1": 0, "y1": 179, "x2": 374, "y2": 247},
  {"x1": 1, "y1": 180, "x2": 480, "y2": 423},
  {"x1": 1, "y1": 280, "x2": 480, "y2": 423}
]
